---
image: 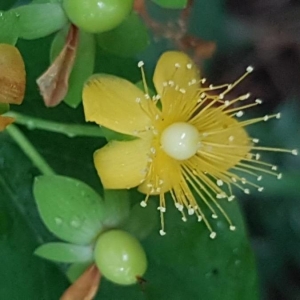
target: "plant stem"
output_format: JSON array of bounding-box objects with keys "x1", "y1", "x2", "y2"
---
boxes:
[
  {"x1": 6, "y1": 124, "x2": 55, "y2": 176},
  {"x1": 6, "y1": 111, "x2": 105, "y2": 138}
]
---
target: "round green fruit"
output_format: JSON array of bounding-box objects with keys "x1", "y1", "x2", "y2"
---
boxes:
[
  {"x1": 94, "y1": 229, "x2": 147, "y2": 285},
  {"x1": 62, "y1": 0, "x2": 134, "y2": 33}
]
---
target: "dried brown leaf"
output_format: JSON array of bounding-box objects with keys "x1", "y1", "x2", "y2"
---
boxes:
[
  {"x1": 0, "y1": 44, "x2": 26, "y2": 105},
  {"x1": 60, "y1": 264, "x2": 101, "y2": 300},
  {"x1": 36, "y1": 24, "x2": 79, "y2": 107}
]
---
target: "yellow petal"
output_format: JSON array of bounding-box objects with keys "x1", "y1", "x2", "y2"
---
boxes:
[
  {"x1": 94, "y1": 134, "x2": 152, "y2": 189},
  {"x1": 138, "y1": 149, "x2": 180, "y2": 195},
  {"x1": 153, "y1": 51, "x2": 200, "y2": 97},
  {"x1": 194, "y1": 108, "x2": 250, "y2": 173},
  {"x1": 83, "y1": 74, "x2": 151, "y2": 136},
  {"x1": 0, "y1": 44, "x2": 26, "y2": 105},
  {"x1": 0, "y1": 116, "x2": 14, "y2": 131}
]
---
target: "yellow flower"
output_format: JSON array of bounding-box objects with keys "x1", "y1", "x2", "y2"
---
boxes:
[
  {"x1": 83, "y1": 51, "x2": 297, "y2": 238},
  {"x1": 0, "y1": 44, "x2": 26, "y2": 131}
]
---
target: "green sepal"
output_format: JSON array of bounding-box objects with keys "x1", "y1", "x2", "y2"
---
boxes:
[
  {"x1": 152, "y1": 0, "x2": 188, "y2": 9},
  {"x1": 51, "y1": 27, "x2": 96, "y2": 108},
  {"x1": 10, "y1": 4, "x2": 68, "y2": 40},
  {"x1": 97, "y1": 12, "x2": 150, "y2": 58},
  {"x1": 66, "y1": 261, "x2": 93, "y2": 283},
  {"x1": 101, "y1": 126, "x2": 137, "y2": 142},
  {"x1": 123, "y1": 201, "x2": 158, "y2": 240},
  {"x1": 0, "y1": 10, "x2": 19, "y2": 45},
  {"x1": 33, "y1": 175, "x2": 106, "y2": 245},
  {"x1": 34, "y1": 242, "x2": 93, "y2": 263},
  {"x1": 0, "y1": 103, "x2": 9, "y2": 115},
  {"x1": 102, "y1": 189, "x2": 131, "y2": 228}
]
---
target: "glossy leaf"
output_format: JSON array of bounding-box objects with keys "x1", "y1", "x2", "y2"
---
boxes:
[
  {"x1": 51, "y1": 27, "x2": 96, "y2": 108},
  {"x1": 33, "y1": 175, "x2": 106, "y2": 245},
  {"x1": 152, "y1": 0, "x2": 188, "y2": 9},
  {"x1": 35, "y1": 242, "x2": 93, "y2": 263},
  {"x1": 97, "y1": 12, "x2": 150, "y2": 57},
  {"x1": 0, "y1": 10, "x2": 19, "y2": 45},
  {"x1": 11, "y1": 4, "x2": 68, "y2": 40}
]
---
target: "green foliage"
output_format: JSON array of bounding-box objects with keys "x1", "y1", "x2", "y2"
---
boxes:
[
  {"x1": 152, "y1": 0, "x2": 188, "y2": 9},
  {"x1": 33, "y1": 175, "x2": 106, "y2": 245},
  {"x1": 0, "y1": 10, "x2": 19, "y2": 45},
  {"x1": 10, "y1": 4, "x2": 68, "y2": 40},
  {"x1": 97, "y1": 12, "x2": 150, "y2": 57},
  {"x1": 51, "y1": 27, "x2": 96, "y2": 108},
  {"x1": 35, "y1": 242, "x2": 93, "y2": 263}
]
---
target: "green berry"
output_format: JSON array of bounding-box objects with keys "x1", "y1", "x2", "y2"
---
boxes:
[
  {"x1": 62, "y1": 0, "x2": 134, "y2": 33},
  {"x1": 94, "y1": 230, "x2": 147, "y2": 285}
]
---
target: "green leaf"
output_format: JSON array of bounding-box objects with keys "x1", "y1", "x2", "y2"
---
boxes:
[
  {"x1": 35, "y1": 242, "x2": 93, "y2": 263},
  {"x1": 51, "y1": 27, "x2": 96, "y2": 108},
  {"x1": 0, "y1": 10, "x2": 19, "y2": 45},
  {"x1": 0, "y1": 103, "x2": 9, "y2": 115},
  {"x1": 66, "y1": 261, "x2": 93, "y2": 283},
  {"x1": 123, "y1": 201, "x2": 158, "y2": 240},
  {"x1": 102, "y1": 189, "x2": 131, "y2": 228},
  {"x1": 33, "y1": 175, "x2": 106, "y2": 245},
  {"x1": 152, "y1": 0, "x2": 188, "y2": 9},
  {"x1": 96, "y1": 12, "x2": 150, "y2": 57},
  {"x1": 11, "y1": 4, "x2": 68, "y2": 40}
]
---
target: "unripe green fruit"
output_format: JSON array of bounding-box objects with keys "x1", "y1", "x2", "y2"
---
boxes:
[
  {"x1": 94, "y1": 230, "x2": 147, "y2": 285},
  {"x1": 62, "y1": 0, "x2": 134, "y2": 33}
]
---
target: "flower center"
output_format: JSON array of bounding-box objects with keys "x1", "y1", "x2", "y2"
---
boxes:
[{"x1": 160, "y1": 122, "x2": 200, "y2": 160}]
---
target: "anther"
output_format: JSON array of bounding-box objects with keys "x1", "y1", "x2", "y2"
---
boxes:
[
  {"x1": 175, "y1": 63, "x2": 181, "y2": 68},
  {"x1": 277, "y1": 173, "x2": 282, "y2": 179},
  {"x1": 257, "y1": 175, "x2": 262, "y2": 181},
  {"x1": 138, "y1": 61, "x2": 144, "y2": 68},
  {"x1": 186, "y1": 63, "x2": 192, "y2": 69},
  {"x1": 179, "y1": 88, "x2": 186, "y2": 94},
  {"x1": 198, "y1": 216, "x2": 202, "y2": 222},
  {"x1": 157, "y1": 206, "x2": 166, "y2": 212},
  {"x1": 188, "y1": 208, "x2": 195, "y2": 215},
  {"x1": 228, "y1": 195, "x2": 235, "y2": 202},
  {"x1": 276, "y1": 113, "x2": 281, "y2": 119},
  {"x1": 229, "y1": 136, "x2": 234, "y2": 142},
  {"x1": 212, "y1": 214, "x2": 218, "y2": 219},
  {"x1": 225, "y1": 100, "x2": 230, "y2": 106},
  {"x1": 255, "y1": 99, "x2": 263, "y2": 104},
  {"x1": 210, "y1": 232, "x2": 217, "y2": 239},
  {"x1": 135, "y1": 97, "x2": 141, "y2": 103},
  {"x1": 217, "y1": 179, "x2": 223, "y2": 186},
  {"x1": 263, "y1": 115, "x2": 269, "y2": 121},
  {"x1": 159, "y1": 230, "x2": 166, "y2": 236},
  {"x1": 230, "y1": 225, "x2": 236, "y2": 231},
  {"x1": 236, "y1": 111, "x2": 244, "y2": 117},
  {"x1": 246, "y1": 66, "x2": 254, "y2": 72},
  {"x1": 258, "y1": 187, "x2": 264, "y2": 192},
  {"x1": 244, "y1": 189, "x2": 250, "y2": 194},
  {"x1": 182, "y1": 216, "x2": 187, "y2": 222},
  {"x1": 140, "y1": 201, "x2": 147, "y2": 207},
  {"x1": 292, "y1": 149, "x2": 298, "y2": 155},
  {"x1": 252, "y1": 138, "x2": 259, "y2": 143}
]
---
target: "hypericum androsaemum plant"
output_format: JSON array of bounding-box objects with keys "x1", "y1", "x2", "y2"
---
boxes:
[
  {"x1": 33, "y1": 175, "x2": 156, "y2": 296},
  {"x1": 83, "y1": 51, "x2": 298, "y2": 238}
]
